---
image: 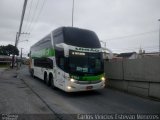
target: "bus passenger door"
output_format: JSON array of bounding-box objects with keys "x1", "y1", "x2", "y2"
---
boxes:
[
  {"x1": 54, "y1": 57, "x2": 65, "y2": 89},
  {"x1": 54, "y1": 68, "x2": 65, "y2": 89}
]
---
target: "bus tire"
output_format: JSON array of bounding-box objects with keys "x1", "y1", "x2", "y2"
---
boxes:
[
  {"x1": 50, "y1": 75, "x2": 55, "y2": 89},
  {"x1": 44, "y1": 72, "x2": 47, "y2": 84},
  {"x1": 47, "y1": 74, "x2": 51, "y2": 86}
]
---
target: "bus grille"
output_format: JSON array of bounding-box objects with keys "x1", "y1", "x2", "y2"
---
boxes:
[{"x1": 76, "y1": 80, "x2": 101, "y2": 84}]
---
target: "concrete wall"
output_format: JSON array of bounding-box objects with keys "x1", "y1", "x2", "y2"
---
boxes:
[
  {"x1": 104, "y1": 61, "x2": 123, "y2": 80},
  {"x1": 105, "y1": 56, "x2": 160, "y2": 100}
]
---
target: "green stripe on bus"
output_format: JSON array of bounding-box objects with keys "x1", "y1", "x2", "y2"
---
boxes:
[
  {"x1": 70, "y1": 74, "x2": 104, "y2": 81},
  {"x1": 31, "y1": 48, "x2": 55, "y2": 58}
]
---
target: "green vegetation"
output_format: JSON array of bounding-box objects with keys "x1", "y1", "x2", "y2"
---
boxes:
[
  {"x1": 0, "y1": 63, "x2": 10, "y2": 68},
  {"x1": 0, "y1": 44, "x2": 19, "y2": 56}
]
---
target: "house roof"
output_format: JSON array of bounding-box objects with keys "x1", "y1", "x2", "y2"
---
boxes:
[
  {"x1": 0, "y1": 55, "x2": 11, "y2": 59},
  {"x1": 117, "y1": 52, "x2": 136, "y2": 58},
  {"x1": 143, "y1": 52, "x2": 159, "y2": 55}
]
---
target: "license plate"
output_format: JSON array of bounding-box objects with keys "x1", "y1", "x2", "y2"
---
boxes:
[{"x1": 86, "y1": 86, "x2": 93, "y2": 90}]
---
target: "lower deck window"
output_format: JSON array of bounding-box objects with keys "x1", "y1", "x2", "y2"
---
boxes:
[{"x1": 34, "y1": 58, "x2": 53, "y2": 69}]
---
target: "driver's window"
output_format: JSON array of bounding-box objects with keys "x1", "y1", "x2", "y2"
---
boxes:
[{"x1": 59, "y1": 57, "x2": 64, "y2": 69}]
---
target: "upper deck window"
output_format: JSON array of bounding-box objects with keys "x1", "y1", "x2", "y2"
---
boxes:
[
  {"x1": 52, "y1": 27, "x2": 101, "y2": 48},
  {"x1": 63, "y1": 27, "x2": 101, "y2": 48}
]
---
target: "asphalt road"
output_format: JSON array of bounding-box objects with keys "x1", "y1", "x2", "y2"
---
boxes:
[{"x1": 0, "y1": 66, "x2": 160, "y2": 119}]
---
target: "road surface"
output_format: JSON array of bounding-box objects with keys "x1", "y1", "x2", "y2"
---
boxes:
[{"x1": 0, "y1": 66, "x2": 160, "y2": 119}]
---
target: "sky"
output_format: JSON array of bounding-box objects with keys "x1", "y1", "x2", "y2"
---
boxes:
[{"x1": 0, "y1": 0, "x2": 160, "y2": 57}]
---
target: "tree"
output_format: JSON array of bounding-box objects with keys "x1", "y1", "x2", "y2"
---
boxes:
[
  {"x1": 0, "y1": 45, "x2": 6, "y2": 55},
  {"x1": 0, "y1": 44, "x2": 19, "y2": 56}
]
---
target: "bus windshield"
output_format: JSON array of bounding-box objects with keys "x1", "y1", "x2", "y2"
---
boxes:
[{"x1": 68, "y1": 51, "x2": 103, "y2": 75}]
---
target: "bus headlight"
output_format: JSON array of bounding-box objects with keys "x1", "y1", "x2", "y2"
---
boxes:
[
  {"x1": 101, "y1": 77, "x2": 105, "y2": 81},
  {"x1": 70, "y1": 78, "x2": 75, "y2": 82},
  {"x1": 67, "y1": 86, "x2": 72, "y2": 90}
]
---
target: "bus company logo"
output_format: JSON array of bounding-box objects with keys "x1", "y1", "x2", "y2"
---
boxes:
[
  {"x1": 45, "y1": 49, "x2": 49, "y2": 56},
  {"x1": 75, "y1": 47, "x2": 100, "y2": 52}
]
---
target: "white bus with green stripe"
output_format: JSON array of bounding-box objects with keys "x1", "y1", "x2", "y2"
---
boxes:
[{"x1": 29, "y1": 27, "x2": 105, "y2": 92}]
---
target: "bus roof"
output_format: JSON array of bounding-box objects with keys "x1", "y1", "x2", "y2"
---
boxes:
[{"x1": 53, "y1": 27, "x2": 101, "y2": 48}]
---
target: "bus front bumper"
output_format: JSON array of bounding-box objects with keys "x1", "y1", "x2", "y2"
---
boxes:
[{"x1": 65, "y1": 80, "x2": 105, "y2": 92}]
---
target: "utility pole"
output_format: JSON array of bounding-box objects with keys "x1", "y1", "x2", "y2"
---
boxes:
[
  {"x1": 20, "y1": 48, "x2": 24, "y2": 67},
  {"x1": 20, "y1": 48, "x2": 24, "y2": 59},
  {"x1": 16, "y1": 32, "x2": 30, "y2": 44},
  {"x1": 72, "y1": 0, "x2": 75, "y2": 27},
  {"x1": 20, "y1": 48, "x2": 23, "y2": 66},
  {"x1": 12, "y1": 0, "x2": 28, "y2": 68},
  {"x1": 19, "y1": 39, "x2": 28, "y2": 43},
  {"x1": 15, "y1": 0, "x2": 28, "y2": 47},
  {"x1": 158, "y1": 19, "x2": 160, "y2": 56}
]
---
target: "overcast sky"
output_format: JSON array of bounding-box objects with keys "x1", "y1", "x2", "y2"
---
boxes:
[{"x1": 0, "y1": 0, "x2": 160, "y2": 56}]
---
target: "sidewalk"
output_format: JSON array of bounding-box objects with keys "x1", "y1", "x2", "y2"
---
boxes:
[
  {"x1": 0, "y1": 68, "x2": 18, "y2": 80},
  {"x1": 0, "y1": 68, "x2": 7, "y2": 73},
  {"x1": 0, "y1": 68, "x2": 55, "y2": 116}
]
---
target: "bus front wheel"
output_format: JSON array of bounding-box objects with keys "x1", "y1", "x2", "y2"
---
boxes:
[
  {"x1": 44, "y1": 73, "x2": 47, "y2": 84},
  {"x1": 50, "y1": 75, "x2": 55, "y2": 89}
]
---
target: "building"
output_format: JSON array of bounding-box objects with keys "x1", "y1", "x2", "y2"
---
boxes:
[
  {"x1": 116, "y1": 52, "x2": 138, "y2": 59},
  {"x1": 0, "y1": 55, "x2": 12, "y2": 62},
  {"x1": 143, "y1": 52, "x2": 160, "y2": 56}
]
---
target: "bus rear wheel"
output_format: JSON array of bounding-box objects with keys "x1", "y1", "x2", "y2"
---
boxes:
[
  {"x1": 50, "y1": 76, "x2": 55, "y2": 89},
  {"x1": 44, "y1": 73, "x2": 47, "y2": 84}
]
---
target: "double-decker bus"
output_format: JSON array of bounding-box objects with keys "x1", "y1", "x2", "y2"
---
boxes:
[{"x1": 29, "y1": 27, "x2": 105, "y2": 92}]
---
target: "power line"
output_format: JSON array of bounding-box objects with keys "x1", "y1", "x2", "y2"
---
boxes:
[
  {"x1": 103, "y1": 30, "x2": 158, "y2": 41},
  {"x1": 113, "y1": 45, "x2": 158, "y2": 50},
  {"x1": 29, "y1": 0, "x2": 47, "y2": 33},
  {"x1": 23, "y1": 0, "x2": 34, "y2": 33},
  {"x1": 110, "y1": 45, "x2": 159, "y2": 51},
  {"x1": 25, "y1": 0, "x2": 40, "y2": 33}
]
